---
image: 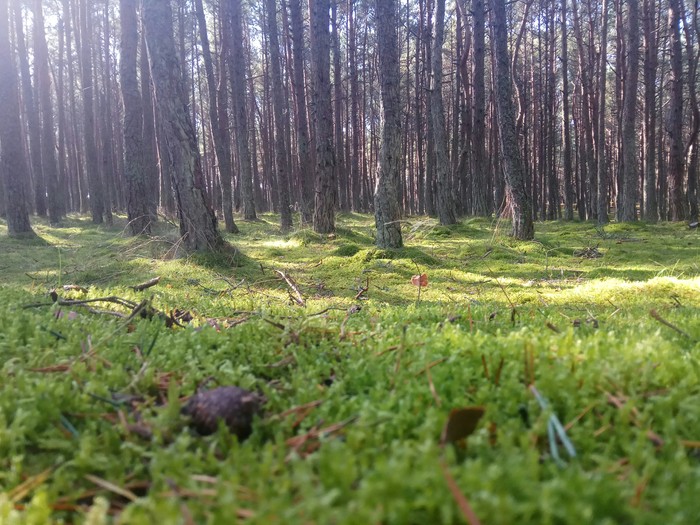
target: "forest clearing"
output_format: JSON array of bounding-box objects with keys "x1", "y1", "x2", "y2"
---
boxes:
[{"x1": 1, "y1": 213, "x2": 699, "y2": 524}]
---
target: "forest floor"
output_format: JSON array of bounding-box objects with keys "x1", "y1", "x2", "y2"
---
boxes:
[{"x1": 1, "y1": 213, "x2": 699, "y2": 524}]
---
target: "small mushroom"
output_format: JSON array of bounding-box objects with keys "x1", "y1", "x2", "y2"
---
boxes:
[{"x1": 182, "y1": 386, "x2": 264, "y2": 440}]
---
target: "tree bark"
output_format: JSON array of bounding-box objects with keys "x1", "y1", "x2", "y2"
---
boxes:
[
  {"x1": 0, "y1": 0, "x2": 33, "y2": 236},
  {"x1": 348, "y1": 0, "x2": 362, "y2": 212},
  {"x1": 226, "y1": 0, "x2": 256, "y2": 220},
  {"x1": 289, "y1": 0, "x2": 314, "y2": 224},
  {"x1": 331, "y1": 2, "x2": 346, "y2": 211},
  {"x1": 597, "y1": 0, "x2": 611, "y2": 224},
  {"x1": 667, "y1": 0, "x2": 685, "y2": 220},
  {"x1": 265, "y1": 0, "x2": 293, "y2": 231},
  {"x1": 78, "y1": 0, "x2": 104, "y2": 224},
  {"x1": 13, "y1": 2, "x2": 42, "y2": 216},
  {"x1": 560, "y1": 0, "x2": 574, "y2": 220},
  {"x1": 642, "y1": 0, "x2": 658, "y2": 221},
  {"x1": 143, "y1": 0, "x2": 226, "y2": 252},
  {"x1": 194, "y1": 0, "x2": 238, "y2": 233},
  {"x1": 490, "y1": 0, "x2": 534, "y2": 239},
  {"x1": 141, "y1": 31, "x2": 161, "y2": 219},
  {"x1": 472, "y1": 0, "x2": 489, "y2": 216},
  {"x1": 310, "y1": 0, "x2": 336, "y2": 233},
  {"x1": 34, "y1": 0, "x2": 62, "y2": 224},
  {"x1": 620, "y1": 0, "x2": 640, "y2": 221},
  {"x1": 431, "y1": 0, "x2": 457, "y2": 224},
  {"x1": 374, "y1": 0, "x2": 403, "y2": 249},
  {"x1": 119, "y1": 0, "x2": 151, "y2": 235}
]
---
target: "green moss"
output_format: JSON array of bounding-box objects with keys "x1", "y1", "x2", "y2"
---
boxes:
[
  {"x1": 1, "y1": 213, "x2": 700, "y2": 524},
  {"x1": 333, "y1": 243, "x2": 361, "y2": 257}
]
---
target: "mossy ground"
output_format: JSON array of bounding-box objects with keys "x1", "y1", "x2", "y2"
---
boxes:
[{"x1": 1, "y1": 213, "x2": 699, "y2": 524}]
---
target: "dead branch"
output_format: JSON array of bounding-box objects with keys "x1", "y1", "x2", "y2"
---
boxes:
[
  {"x1": 649, "y1": 309, "x2": 694, "y2": 340},
  {"x1": 274, "y1": 270, "x2": 306, "y2": 307},
  {"x1": 62, "y1": 284, "x2": 89, "y2": 293},
  {"x1": 132, "y1": 276, "x2": 161, "y2": 291},
  {"x1": 24, "y1": 296, "x2": 139, "y2": 309},
  {"x1": 354, "y1": 277, "x2": 370, "y2": 300}
]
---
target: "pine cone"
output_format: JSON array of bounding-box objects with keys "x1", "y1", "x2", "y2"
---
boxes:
[{"x1": 182, "y1": 386, "x2": 264, "y2": 440}]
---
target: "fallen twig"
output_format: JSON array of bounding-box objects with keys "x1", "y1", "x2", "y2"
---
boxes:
[
  {"x1": 275, "y1": 270, "x2": 306, "y2": 307},
  {"x1": 24, "y1": 295, "x2": 139, "y2": 310},
  {"x1": 439, "y1": 460, "x2": 482, "y2": 525},
  {"x1": 354, "y1": 277, "x2": 370, "y2": 300},
  {"x1": 132, "y1": 276, "x2": 161, "y2": 291},
  {"x1": 649, "y1": 309, "x2": 694, "y2": 340}
]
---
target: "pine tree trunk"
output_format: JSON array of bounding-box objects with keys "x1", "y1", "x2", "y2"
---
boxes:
[
  {"x1": 332, "y1": 2, "x2": 347, "y2": 212},
  {"x1": 77, "y1": 0, "x2": 104, "y2": 224},
  {"x1": 194, "y1": 0, "x2": 237, "y2": 233},
  {"x1": 560, "y1": 0, "x2": 574, "y2": 220},
  {"x1": 597, "y1": 0, "x2": 610, "y2": 224},
  {"x1": 119, "y1": 0, "x2": 151, "y2": 235},
  {"x1": 374, "y1": 0, "x2": 403, "y2": 249},
  {"x1": 490, "y1": 0, "x2": 534, "y2": 239},
  {"x1": 140, "y1": 31, "x2": 161, "y2": 219},
  {"x1": 265, "y1": 0, "x2": 293, "y2": 231},
  {"x1": 348, "y1": 1, "x2": 362, "y2": 212},
  {"x1": 289, "y1": 0, "x2": 314, "y2": 224},
  {"x1": 34, "y1": 0, "x2": 62, "y2": 224},
  {"x1": 620, "y1": 0, "x2": 640, "y2": 221},
  {"x1": 310, "y1": 0, "x2": 336, "y2": 233},
  {"x1": 430, "y1": 0, "x2": 456, "y2": 225},
  {"x1": 472, "y1": 0, "x2": 489, "y2": 217},
  {"x1": 642, "y1": 0, "x2": 658, "y2": 222},
  {"x1": 0, "y1": 0, "x2": 33, "y2": 236},
  {"x1": 226, "y1": 0, "x2": 256, "y2": 220},
  {"x1": 143, "y1": 0, "x2": 225, "y2": 252},
  {"x1": 13, "y1": 2, "x2": 42, "y2": 216},
  {"x1": 667, "y1": 0, "x2": 686, "y2": 221}
]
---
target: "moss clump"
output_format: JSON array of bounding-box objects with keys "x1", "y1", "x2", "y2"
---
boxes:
[
  {"x1": 290, "y1": 229, "x2": 323, "y2": 245},
  {"x1": 333, "y1": 243, "x2": 361, "y2": 257}
]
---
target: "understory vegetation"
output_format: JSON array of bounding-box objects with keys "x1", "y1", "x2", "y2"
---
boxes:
[{"x1": 1, "y1": 214, "x2": 699, "y2": 524}]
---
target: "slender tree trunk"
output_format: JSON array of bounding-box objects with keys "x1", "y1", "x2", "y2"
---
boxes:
[
  {"x1": 620, "y1": 0, "x2": 640, "y2": 221},
  {"x1": 99, "y1": 1, "x2": 114, "y2": 225},
  {"x1": 140, "y1": 31, "x2": 161, "y2": 219},
  {"x1": 119, "y1": 0, "x2": 151, "y2": 235},
  {"x1": 374, "y1": 0, "x2": 403, "y2": 249},
  {"x1": 226, "y1": 0, "x2": 256, "y2": 220},
  {"x1": 431, "y1": 0, "x2": 456, "y2": 224},
  {"x1": 667, "y1": 0, "x2": 686, "y2": 220},
  {"x1": 143, "y1": 0, "x2": 225, "y2": 252},
  {"x1": 78, "y1": 0, "x2": 104, "y2": 224},
  {"x1": 57, "y1": 12, "x2": 68, "y2": 214},
  {"x1": 34, "y1": 0, "x2": 62, "y2": 224},
  {"x1": 13, "y1": 2, "x2": 42, "y2": 216},
  {"x1": 348, "y1": 0, "x2": 362, "y2": 212},
  {"x1": 265, "y1": 0, "x2": 293, "y2": 231},
  {"x1": 310, "y1": 0, "x2": 336, "y2": 233},
  {"x1": 490, "y1": 0, "x2": 534, "y2": 239},
  {"x1": 472, "y1": 0, "x2": 489, "y2": 216},
  {"x1": 332, "y1": 1, "x2": 347, "y2": 212},
  {"x1": 194, "y1": 0, "x2": 238, "y2": 233},
  {"x1": 0, "y1": 0, "x2": 33, "y2": 236},
  {"x1": 560, "y1": 0, "x2": 574, "y2": 220},
  {"x1": 289, "y1": 0, "x2": 314, "y2": 224},
  {"x1": 642, "y1": 0, "x2": 658, "y2": 221},
  {"x1": 683, "y1": 7, "x2": 700, "y2": 223},
  {"x1": 597, "y1": 0, "x2": 611, "y2": 223},
  {"x1": 571, "y1": 0, "x2": 596, "y2": 220}
]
